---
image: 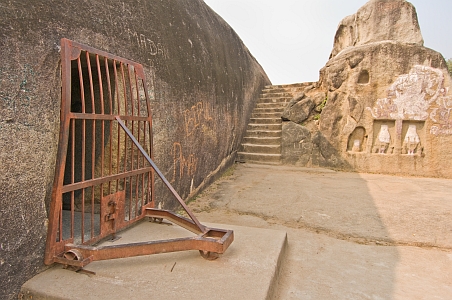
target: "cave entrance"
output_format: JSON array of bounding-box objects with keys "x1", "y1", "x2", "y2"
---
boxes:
[{"x1": 44, "y1": 39, "x2": 233, "y2": 268}]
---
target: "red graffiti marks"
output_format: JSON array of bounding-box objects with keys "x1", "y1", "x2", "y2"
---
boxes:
[
  {"x1": 171, "y1": 142, "x2": 198, "y2": 183},
  {"x1": 184, "y1": 102, "x2": 213, "y2": 137}
]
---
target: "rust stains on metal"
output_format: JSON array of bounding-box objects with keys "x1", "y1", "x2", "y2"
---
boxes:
[{"x1": 44, "y1": 38, "x2": 233, "y2": 269}]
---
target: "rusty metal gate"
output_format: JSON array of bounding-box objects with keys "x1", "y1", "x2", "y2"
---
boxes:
[{"x1": 44, "y1": 39, "x2": 233, "y2": 268}]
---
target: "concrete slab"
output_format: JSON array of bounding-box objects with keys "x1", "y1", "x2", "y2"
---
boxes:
[{"x1": 20, "y1": 221, "x2": 287, "y2": 300}]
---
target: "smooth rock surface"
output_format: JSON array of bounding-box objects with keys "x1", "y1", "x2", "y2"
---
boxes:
[{"x1": 0, "y1": 1, "x2": 270, "y2": 298}]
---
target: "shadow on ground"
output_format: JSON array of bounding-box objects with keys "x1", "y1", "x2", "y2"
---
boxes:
[{"x1": 188, "y1": 163, "x2": 452, "y2": 299}]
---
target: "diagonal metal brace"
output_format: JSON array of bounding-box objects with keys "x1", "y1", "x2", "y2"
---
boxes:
[{"x1": 115, "y1": 116, "x2": 206, "y2": 233}]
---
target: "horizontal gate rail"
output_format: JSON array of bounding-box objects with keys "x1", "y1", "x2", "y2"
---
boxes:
[{"x1": 61, "y1": 167, "x2": 153, "y2": 193}]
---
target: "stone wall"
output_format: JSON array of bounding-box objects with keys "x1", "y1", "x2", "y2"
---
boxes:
[{"x1": 0, "y1": 0, "x2": 270, "y2": 298}]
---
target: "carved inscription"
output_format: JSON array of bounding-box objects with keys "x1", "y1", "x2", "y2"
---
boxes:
[
  {"x1": 171, "y1": 143, "x2": 198, "y2": 183},
  {"x1": 184, "y1": 101, "x2": 213, "y2": 137},
  {"x1": 126, "y1": 29, "x2": 168, "y2": 59}
]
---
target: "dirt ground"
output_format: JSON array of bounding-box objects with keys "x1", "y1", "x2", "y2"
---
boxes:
[{"x1": 187, "y1": 163, "x2": 452, "y2": 299}]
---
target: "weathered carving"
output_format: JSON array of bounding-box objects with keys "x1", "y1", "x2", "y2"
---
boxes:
[
  {"x1": 368, "y1": 66, "x2": 445, "y2": 121},
  {"x1": 403, "y1": 124, "x2": 422, "y2": 155},
  {"x1": 374, "y1": 124, "x2": 392, "y2": 154}
]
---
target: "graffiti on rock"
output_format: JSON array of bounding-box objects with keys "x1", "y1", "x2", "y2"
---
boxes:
[
  {"x1": 171, "y1": 142, "x2": 198, "y2": 183},
  {"x1": 184, "y1": 101, "x2": 213, "y2": 137}
]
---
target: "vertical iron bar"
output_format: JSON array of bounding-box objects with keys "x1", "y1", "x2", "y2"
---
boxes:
[
  {"x1": 113, "y1": 61, "x2": 121, "y2": 193},
  {"x1": 139, "y1": 118, "x2": 145, "y2": 207},
  {"x1": 87, "y1": 52, "x2": 95, "y2": 114},
  {"x1": 127, "y1": 67, "x2": 136, "y2": 218},
  {"x1": 59, "y1": 200, "x2": 63, "y2": 242},
  {"x1": 120, "y1": 63, "x2": 131, "y2": 220},
  {"x1": 86, "y1": 52, "x2": 96, "y2": 238},
  {"x1": 140, "y1": 78, "x2": 154, "y2": 207},
  {"x1": 77, "y1": 54, "x2": 87, "y2": 243},
  {"x1": 134, "y1": 72, "x2": 142, "y2": 213},
  {"x1": 71, "y1": 118, "x2": 75, "y2": 239},
  {"x1": 130, "y1": 69, "x2": 139, "y2": 216},
  {"x1": 113, "y1": 60, "x2": 121, "y2": 115},
  {"x1": 77, "y1": 56, "x2": 85, "y2": 113},
  {"x1": 97, "y1": 55, "x2": 105, "y2": 230},
  {"x1": 135, "y1": 70, "x2": 141, "y2": 117},
  {"x1": 105, "y1": 57, "x2": 113, "y2": 195}
]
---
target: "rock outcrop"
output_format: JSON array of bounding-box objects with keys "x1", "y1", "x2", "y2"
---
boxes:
[
  {"x1": 330, "y1": 0, "x2": 424, "y2": 58},
  {"x1": 282, "y1": 0, "x2": 452, "y2": 178},
  {"x1": 0, "y1": 1, "x2": 270, "y2": 298}
]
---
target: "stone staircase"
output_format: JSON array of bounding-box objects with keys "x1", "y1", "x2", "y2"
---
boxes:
[{"x1": 237, "y1": 83, "x2": 312, "y2": 164}]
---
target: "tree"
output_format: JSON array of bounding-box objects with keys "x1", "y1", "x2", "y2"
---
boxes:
[{"x1": 447, "y1": 58, "x2": 452, "y2": 77}]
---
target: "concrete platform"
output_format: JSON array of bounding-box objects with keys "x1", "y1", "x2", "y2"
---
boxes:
[{"x1": 20, "y1": 221, "x2": 287, "y2": 300}]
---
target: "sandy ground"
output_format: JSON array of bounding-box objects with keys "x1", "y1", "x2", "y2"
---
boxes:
[{"x1": 187, "y1": 163, "x2": 452, "y2": 299}]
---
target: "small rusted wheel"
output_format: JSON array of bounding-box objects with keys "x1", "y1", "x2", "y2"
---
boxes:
[
  {"x1": 63, "y1": 249, "x2": 83, "y2": 261},
  {"x1": 62, "y1": 249, "x2": 83, "y2": 270},
  {"x1": 149, "y1": 217, "x2": 163, "y2": 224},
  {"x1": 199, "y1": 250, "x2": 220, "y2": 260}
]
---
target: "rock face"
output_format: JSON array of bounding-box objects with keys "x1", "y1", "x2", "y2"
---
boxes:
[
  {"x1": 330, "y1": 0, "x2": 424, "y2": 58},
  {"x1": 282, "y1": 0, "x2": 452, "y2": 178},
  {"x1": 0, "y1": 1, "x2": 270, "y2": 298}
]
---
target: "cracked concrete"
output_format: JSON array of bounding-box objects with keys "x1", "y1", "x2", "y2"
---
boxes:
[{"x1": 188, "y1": 163, "x2": 452, "y2": 299}]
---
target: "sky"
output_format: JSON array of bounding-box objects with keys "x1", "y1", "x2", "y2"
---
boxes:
[{"x1": 203, "y1": 0, "x2": 452, "y2": 85}]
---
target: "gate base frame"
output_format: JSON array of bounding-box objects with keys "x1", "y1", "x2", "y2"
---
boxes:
[{"x1": 53, "y1": 210, "x2": 234, "y2": 269}]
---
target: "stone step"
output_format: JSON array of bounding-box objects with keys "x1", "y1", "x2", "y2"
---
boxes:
[
  {"x1": 253, "y1": 107, "x2": 285, "y2": 113},
  {"x1": 266, "y1": 82, "x2": 315, "y2": 89},
  {"x1": 249, "y1": 118, "x2": 282, "y2": 125},
  {"x1": 252, "y1": 112, "x2": 282, "y2": 118},
  {"x1": 236, "y1": 152, "x2": 282, "y2": 164},
  {"x1": 260, "y1": 92, "x2": 293, "y2": 99},
  {"x1": 247, "y1": 123, "x2": 282, "y2": 131},
  {"x1": 260, "y1": 88, "x2": 287, "y2": 94},
  {"x1": 243, "y1": 136, "x2": 281, "y2": 145},
  {"x1": 241, "y1": 143, "x2": 281, "y2": 154},
  {"x1": 258, "y1": 97, "x2": 292, "y2": 104},
  {"x1": 244, "y1": 130, "x2": 282, "y2": 138},
  {"x1": 256, "y1": 102, "x2": 287, "y2": 109}
]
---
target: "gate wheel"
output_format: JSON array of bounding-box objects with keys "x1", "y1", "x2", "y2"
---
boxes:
[{"x1": 199, "y1": 250, "x2": 219, "y2": 260}]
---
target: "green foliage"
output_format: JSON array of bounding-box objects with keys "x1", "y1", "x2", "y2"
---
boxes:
[
  {"x1": 447, "y1": 58, "x2": 452, "y2": 77},
  {"x1": 318, "y1": 97, "x2": 328, "y2": 111},
  {"x1": 314, "y1": 96, "x2": 328, "y2": 121}
]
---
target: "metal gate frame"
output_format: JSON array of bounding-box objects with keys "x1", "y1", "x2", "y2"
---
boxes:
[{"x1": 44, "y1": 38, "x2": 233, "y2": 269}]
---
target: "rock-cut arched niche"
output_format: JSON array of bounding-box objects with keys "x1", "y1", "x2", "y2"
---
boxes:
[
  {"x1": 358, "y1": 70, "x2": 370, "y2": 84},
  {"x1": 347, "y1": 126, "x2": 367, "y2": 152}
]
